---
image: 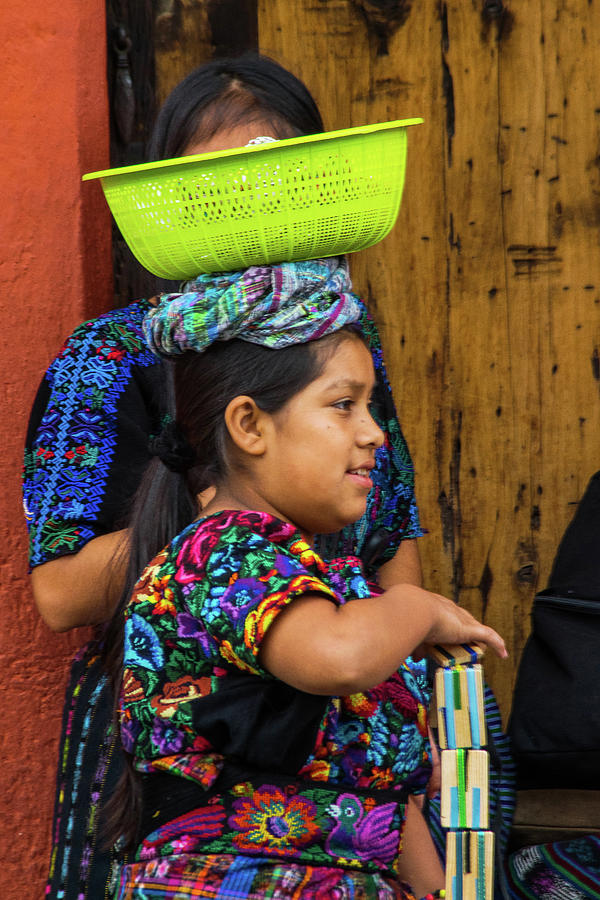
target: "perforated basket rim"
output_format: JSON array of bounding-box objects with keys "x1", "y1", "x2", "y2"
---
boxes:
[{"x1": 82, "y1": 118, "x2": 424, "y2": 182}]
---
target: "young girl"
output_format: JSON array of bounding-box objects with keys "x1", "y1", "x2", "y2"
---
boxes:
[
  {"x1": 24, "y1": 56, "x2": 426, "y2": 900},
  {"x1": 110, "y1": 276, "x2": 506, "y2": 899}
]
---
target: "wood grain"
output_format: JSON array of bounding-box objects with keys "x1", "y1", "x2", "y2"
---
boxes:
[{"x1": 258, "y1": 1, "x2": 600, "y2": 720}]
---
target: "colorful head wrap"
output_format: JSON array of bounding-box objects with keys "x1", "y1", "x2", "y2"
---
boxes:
[{"x1": 143, "y1": 257, "x2": 362, "y2": 357}]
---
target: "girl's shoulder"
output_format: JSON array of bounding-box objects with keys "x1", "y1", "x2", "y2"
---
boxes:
[
  {"x1": 141, "y1": 510, "x2": 333, "y2": 593},
  {"x1": 171, "y1": 509, "x2": 306, "y2": 564}
]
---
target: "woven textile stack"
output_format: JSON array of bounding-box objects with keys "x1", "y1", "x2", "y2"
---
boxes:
[{"x1": 431, "y1": 644, "x2": 494, "y2": 900}]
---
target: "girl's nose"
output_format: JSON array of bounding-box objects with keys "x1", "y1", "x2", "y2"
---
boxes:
[{"x1": 359, "y1": 412, "x2": 384, "y2": 449}]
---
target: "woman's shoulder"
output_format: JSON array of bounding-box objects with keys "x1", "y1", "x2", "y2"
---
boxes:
[{"x1": 54, "y1": 298, "x2": 158, "y2": 364}]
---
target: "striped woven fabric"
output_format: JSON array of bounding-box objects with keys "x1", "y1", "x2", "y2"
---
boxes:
[
  {"x1": 114, "y1": 852, "x2": 417, "y2": 899},
  {"x1": 144, "y1": 257, "x2": 362, "y2": 357},
  {"x1": 507, "y1": 835, "x2": 600, "y2": 899}
]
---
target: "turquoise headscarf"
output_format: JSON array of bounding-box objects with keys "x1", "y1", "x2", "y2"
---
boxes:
[{"x1": 143, "y1": 257, "x2": 363, "y2": 357}]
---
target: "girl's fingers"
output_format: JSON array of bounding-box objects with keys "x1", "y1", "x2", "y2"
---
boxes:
[
  {"x1": 477, "y1": 625, "x2": 508, "y2": 659},
  {"x1": 427, "y1": 594, "x2": 508, "y2": 659}
]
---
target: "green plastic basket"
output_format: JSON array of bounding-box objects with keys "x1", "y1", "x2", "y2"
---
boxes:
[{"x1": 83, "y1": 118, "x2": 423, "y2": 279}]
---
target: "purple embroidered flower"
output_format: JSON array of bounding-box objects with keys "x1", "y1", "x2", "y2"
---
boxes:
[
  {"x1": 220, "y1": 577, "x2": 267, "y2": 625},
  {"x1": 273, "y1": 553, "x2": 302, "y2": 577},
  {"x1": 120, "y1": 715, "x2": 142, "y2": 753},
  {"x1": 150, "y1": 717, "x2": 185, "y2": 755},
  {"x1": 176, "y1": 611, "x2": 214, "y2": 654}
]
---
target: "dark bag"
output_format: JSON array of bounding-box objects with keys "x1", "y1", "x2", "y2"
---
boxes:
[{"x1": 508, "y1": 470, "x2": 600, "y2": 789}]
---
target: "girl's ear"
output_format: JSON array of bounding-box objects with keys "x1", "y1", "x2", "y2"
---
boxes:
[{"x1": 224, "y1": 395, "x2": 268, "y2": 456}]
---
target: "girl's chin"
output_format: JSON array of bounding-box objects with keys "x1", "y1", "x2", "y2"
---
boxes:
[{"x1": 312, "y1": 508, "x2": 369, "y2": 537}]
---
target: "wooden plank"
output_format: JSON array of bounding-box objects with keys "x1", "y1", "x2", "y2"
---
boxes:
[
  {"x1": 258, "y1": 0, "x2": 454, "y2": 598},
  {"x1": 489, "y1": 1, "x2": 600, "y2": 710},
  {"x1": 440, "y1": 2, "x2": 524, "y2": 714},
  {"x1": 154, "y1": 0, "x2": 258, "y2": 105}
]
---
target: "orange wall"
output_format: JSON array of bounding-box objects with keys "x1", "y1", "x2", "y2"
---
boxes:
[{"x1": 0, "y1": 4, "x2": 112, "y2": 894}]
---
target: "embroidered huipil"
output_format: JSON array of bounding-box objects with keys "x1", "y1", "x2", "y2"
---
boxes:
[
  {"x1": 121, "y1": 510, "x2": 432, "y2": 878},
  {"x1": 23, "y1": 299, "x2": 164, "y2": 568}
]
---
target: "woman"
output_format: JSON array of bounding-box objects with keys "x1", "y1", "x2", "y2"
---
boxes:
[{"x1": 23, "y1": 55, "x2": 424, "y2": 900}]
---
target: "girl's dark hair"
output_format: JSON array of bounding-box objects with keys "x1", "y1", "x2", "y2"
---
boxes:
[
  {"x1": 147, "y1": 53, "x2": 324, "y2": 161},
  {"x1": 104, "y1": 331, "x2": 357, "y2": 848}
]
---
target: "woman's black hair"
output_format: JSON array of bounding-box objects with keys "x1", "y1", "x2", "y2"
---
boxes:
[
  {"x1": 103, "y1": 330, "x2": 359, "y2": 848},
  {"x1": 146, "y1": 53, "x2": 324, "y2": 161}
]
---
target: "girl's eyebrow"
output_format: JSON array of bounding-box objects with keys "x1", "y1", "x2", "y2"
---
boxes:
[
  {"x1": 323, "y1": 377, "x2": 376, "y2": 394},
  {"x1": 324, "y1": 378, "x2": 367, "y2": 391}
]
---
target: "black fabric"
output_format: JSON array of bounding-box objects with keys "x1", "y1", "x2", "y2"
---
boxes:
[
  {"x1": 44, "y1": 647, "x2": 126, "y2": 899},
  {"x1": 546, "y1": 470, "x2": 600, "y2": 599},
  {"x1": 508, "y1": 470, "x2": 600, "y2": 789},
  {"x1": 190, "y1": 673, "x2": 329, "y2": 773}
]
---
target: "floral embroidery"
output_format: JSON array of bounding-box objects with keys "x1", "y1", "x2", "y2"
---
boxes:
[
  {"x1": 151, "y1": 717, "x2": 185, "y2": 755},
  {"x1": 121, "y1": 510, "x2": 431, "y2": 802},
  {"x1": 229, "y1": 786, "x2": 321, "y2": 855},
  {"x1": 125, "y1": 614, "x2": 165, "y2": 671},
  {"x1": 119, "y1": 511, "x2": 430, "y2": 878},
  {"x1": 149, "y1": 675, "x2": 212, "y2": 719},
  {"x1": 23, "y1": 300, "x2": 161, "y2": 566}
]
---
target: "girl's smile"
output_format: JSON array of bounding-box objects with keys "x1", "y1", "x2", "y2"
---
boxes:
[{"x1": 345, "y1": 464, "x2": 375, "y2": 490}]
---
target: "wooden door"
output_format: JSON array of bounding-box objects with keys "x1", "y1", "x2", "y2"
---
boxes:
[
  {"x1": 105, "y1": 1, "x2": 600, "y2": 721},
  {"x1": 105, "y1": 0, "x2": 259, "y2": 302}
]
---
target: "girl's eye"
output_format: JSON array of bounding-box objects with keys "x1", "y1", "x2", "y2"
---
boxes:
[{"x1": 333, "y1": 398, "x2": 352, "y2": 411}]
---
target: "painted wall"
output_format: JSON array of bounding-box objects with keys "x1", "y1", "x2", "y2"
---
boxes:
[{"x1": 0, "y1": 4, "x2": 111, "y2": 894}]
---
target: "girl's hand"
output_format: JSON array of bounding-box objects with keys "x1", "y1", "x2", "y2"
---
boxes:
[{"x1": 420, "y1": 591, "x2": 507, "y2": 660}]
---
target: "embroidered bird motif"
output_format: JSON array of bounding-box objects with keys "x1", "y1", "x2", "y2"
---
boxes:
[{"x1": 325, "y1": 794, "x2": 399, "y2": 863}]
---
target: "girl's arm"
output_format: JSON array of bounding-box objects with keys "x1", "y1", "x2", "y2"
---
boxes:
[{"x1": 259, "y1": 583, "x2": 506, "y2": 696}]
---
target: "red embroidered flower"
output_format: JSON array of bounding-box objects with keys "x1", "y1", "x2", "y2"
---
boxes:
[
  {"x1": 149, "y1": 674, "x2": 212, "y2": 719},
  {"x1": 342, "y1": 692, "x2": 378, "y2": 717}
]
